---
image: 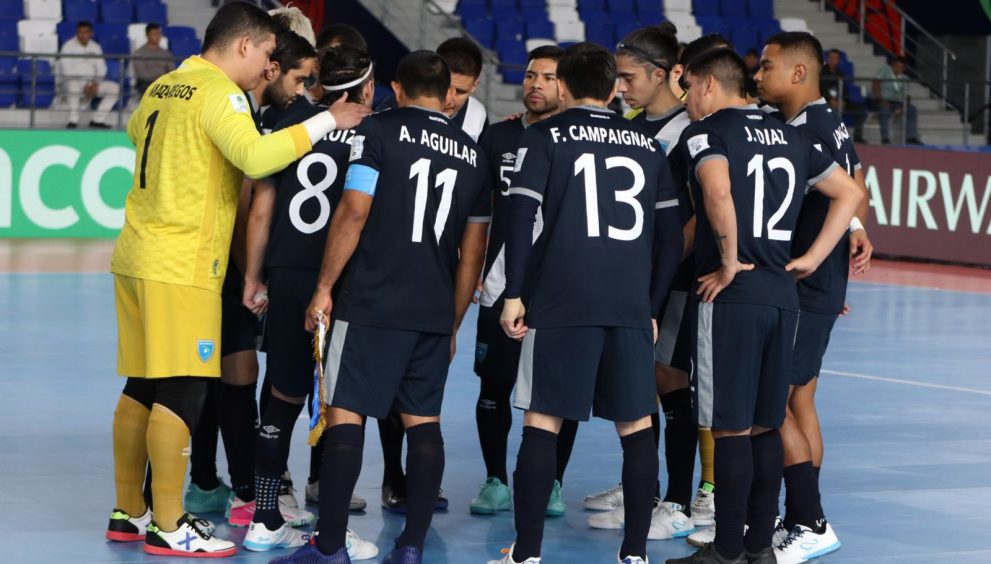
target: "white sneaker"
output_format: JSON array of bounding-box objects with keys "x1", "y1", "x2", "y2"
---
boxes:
[
  {"x1": 487, "y1": 543, "x2": 541, "y2": 563},
  {"x1": 686, "y1": 525, "x2": 714, "y2": 548},
  {"x1": 144, "y1": 513, "x2": 237, "y2": 557},
  {"x1": 690, "y1": 486, "x2": 715, "y2": 526},
  {"x1": 189, "y1": 514, "x2": 216, "y2": 536},
  {"x1": 243, "y1": 521, "x2": 310, "y2": 552},
  {"x1": 587, "y1": 504, "x2": 625, "y2": 529},
  {"x1": 774, "y1": 521, "x2": 841, "y2": 563},
  {"x1": 227, "y1": 494, "x2": 316, "y2": 527},
  {"x1": 583, "y1": 483, "x2": 624, "y2": 511},
  {"x1": 648, "y1": 501, "x2": 695, "y2": 540},
  {"x1": 345, "y1": 528, "x2": 379, "y2": 560},
  {"x1": 772, "y1": 516, "x2": 789, "y2": 548},
  {"x1": 106, "y1": 507, "x2": 153, "y2": 542},
  {"x1": 279, "y1": 471, "x2": 299, "y2": 509},
  {"x1": 618, "y1": 554, "x2": 648, "y2": 564}
]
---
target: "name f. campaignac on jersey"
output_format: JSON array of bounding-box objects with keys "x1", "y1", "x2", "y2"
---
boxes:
[
  {"x1": 397, "y1": 124, "x2": 478, "y2": 166},
  {"x1": 548, "y1": 124, "x2": 656, "y2": 151}
]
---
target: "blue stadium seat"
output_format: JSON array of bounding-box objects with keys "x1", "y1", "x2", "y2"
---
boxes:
[
  {"x1": 100, "y1": 0, "x2": 134, "y2": 24},
  {"x1": 526, "y1": 20, "x2": 555, "y2": 39},
  {"x1": 748, "y1": 0, "x2": 773, "y2": 18},
  {"x1": 520, "y1": 4, "x2": 547, "y2": 21},
  {"x1": 585, "y1": 25, "x2": 614, "y2": 48},
  {"x1": 720, "y1": 0, "x2": 747, "y2": 18},
  {"x1": 499, "y1": 44, "x2": 527, "y2": 84},
  {"x1": 464, "y1": 17, "x2": 495, "y2": 47},
  {"x1": 692, "y1": 0, "x2": 719, "y2": 17},
  {"x1": 0, "y1": 26, "x2": 17, "y2": 51},
  {"x1": 491, "y1": 0, "x2": 517, "y2": 8},
  {"x1": 95, "y1": 22, "x2": 129, "y2": 54},
  {"x1": 579, "y1": 8, "x2": 609, "y2": 22},
  {"x1": 457, "y1": 4, "x2": 488, "y2": 22},
  {"x1": 751, "y1": 17, "x2": 781, "y2": 44},
  {"x1": 495, "y1": 18, "x2": 524, "y2": 41},
  {"x1": 164, "y1": 25, "x2": 197, "y2": 42},
  {"x1": 0, "y1": 68, "x2": 16, "y2": 108},
  {"x1": 170, "y1": 35, "x2": 201, "y2": 62},
  {"x1": 135, "y1": 0, "x2": 167, "y2": 25},
  {"x1": 614, "y1": 16, "x2": 639, "y2": 41},
  {"x1": 16, "y1": 59, "x2": 55, "y2": 109},
  {"x1": 608, "y1": 0, "x2": 636, "y2": 13},
  {"x1": 730, "y1": 26, "x2": 759, "y2": 53},
  {"x1": 577, "y1": 0, "x2": 605, "y2": 12},
  {"x1": 64, "y1": 0, "x2": 99, "y2": 23},
  {"x1": 57, "y1": 21, "x2": 80, "y2": 46},
  {"x1": 695, "y1": 15, "x2": 727, "y2": 36},
  {"x1": 456, "y1": 0, "x2": 486, "y2": 13},
  {"x1": 638, "y1": 7, "x2": 664, "y2": 25},
  {"x1": 0, "y1": 56, "x2": 15, "y2": 72},
  {"x1": 104, "y1": 57, "x2": 131, "y2": 108},
  {"x1": 0, "y1": 0, "x2": 25, "y2": 21}
]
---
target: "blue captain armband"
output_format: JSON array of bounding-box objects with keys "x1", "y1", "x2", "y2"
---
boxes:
[{"x1": 344, "y1": 164, "x2": 379, "y2": 196}]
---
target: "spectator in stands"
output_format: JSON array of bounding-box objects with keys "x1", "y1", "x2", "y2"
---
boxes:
[
  {"x1": 133, "y1": 24, "x2": 174, "y2": 98},
  {"x1": 58, "y1": 21, "x2": 120, "y2": 128},
  {"x1": 822, "y1": 48, "x2": 867, "y2": 143},
  {"x1": 873, "y1": 55, "x2": 922, "y2": 144}
]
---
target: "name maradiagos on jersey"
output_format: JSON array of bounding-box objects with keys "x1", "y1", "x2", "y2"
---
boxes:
[{"x1": 397, "y1": 124, "x2": 477, "y2": 166}]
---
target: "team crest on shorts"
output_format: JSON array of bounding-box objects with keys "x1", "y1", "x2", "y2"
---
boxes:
[
  {"x1": 475, "y1": 342, "x2": 488, "y2": 363},
  {"x1": 197, "y1": 340, "x2": 215, "y2": 363}
]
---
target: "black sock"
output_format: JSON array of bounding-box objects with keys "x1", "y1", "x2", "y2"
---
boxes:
[
  {"x1": 378, "y1": 409, "x2": 406, "y2": 492},
  {"x1": 397, "y1": 422, "x2": 445, "y2": 550},
  {"x1": 660, "y1": 388, "x2": 696, "y2": 508},
  {"x1": 189, "y1": 380, "x2": 220, "y2": 490},
  {"x1": 782, "y1": 461, "x2": 823, "y2": 530},
  {"x1": 511, "y1": 426, "x2": 558, "y2": 561},
  {"x1": 309, "y1": 434, "x2": 324, "y2": 485},
  {"x1": 745, "y1": 430, "x2": 784, "y2": 554},
  {"x1": 316, "y1": 424, "x2": 364, "y2": 555},
  {"x1": 619, "y1": 428, "x2": 658, "y2": 559},
  {"x1": 650, "y1": 411, "x2": 662, "y2": 499},
  {"x1": 556, "y1": 419, "x2": 578, "y2": 485},
  {"x1": 218, "y1": 381, "x2": 258, "y2": 502},
  {"x1": 713, "y1": 435, "x2": 752, "y2": 560},
  {"x1": 258, "y1": 376, "x2": 271, "y2": 422},
  {"x1": 476, "y1": 378, "x2": 515, "y2": 484},
  {"x1": 143, "y1": 463, "x2": 153, "y2": 510},
  {"x1": 253, "y1": 396, "x2": 303, "y2": 529}
]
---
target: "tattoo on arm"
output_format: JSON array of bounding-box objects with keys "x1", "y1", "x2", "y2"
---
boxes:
[{"x1": 713, "y1": 229, "x2": 727, "y2": 257}]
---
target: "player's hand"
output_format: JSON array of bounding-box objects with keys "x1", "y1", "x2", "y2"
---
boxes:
[
  {"x1": 785, "y1": 254, "x2": 821, "y2": 280},
  {"x1": 505, "y1": 112, "x2": 523, "y2": 121},
  {"x1": 471, "y1": 278, "x2": 484, "y2": 304},
  {"x1": 84, "y1": 82, "x2": 99, "y2": 98},
  {"x1": 305, "y1": 290, "x2": 333, "y2": 333},
  {"x1": 242, "y1": 279, "x2": 269, "y2": 316},
  {"x1": 329, "y1": 92, "x2": 372, "y2": 130},
  {"x1": 652, "y1": 318, "x2": 658, "y2": 345},
  {"x1": 849, "y1": 228, "x2": 873, "y2": 275},
  {"x1": 840, "y1": 303, "x2": 851, "y2": 316},
  {"x1": 696, "y1": 262, "x2": 754, "y2": 303},
  {"x1": 500, "y1": 297, "x2": 527, "y2": 341}
]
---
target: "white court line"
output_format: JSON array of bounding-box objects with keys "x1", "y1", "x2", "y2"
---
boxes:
[{"x1": 822, "y1": 369, "x2": 991, "y2": 397}]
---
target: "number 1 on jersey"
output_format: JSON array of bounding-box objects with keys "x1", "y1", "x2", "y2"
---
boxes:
[
  {"x1": 410, "y1": 158, "x2": 458, "y2": 243},
  {"x1": 139, "y1": 110, "x2": 159, "y2": 189}
]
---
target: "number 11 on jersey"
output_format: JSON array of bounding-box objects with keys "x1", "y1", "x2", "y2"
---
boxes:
[{"x1": 410, "y1": 158, "x2": 458, "y2": 243}]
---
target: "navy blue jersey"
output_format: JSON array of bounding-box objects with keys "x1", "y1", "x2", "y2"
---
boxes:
[
  {"x1": 507, "y1": 105, "x2": 680, "y2": 329},
  {"x1": 375, "y1": 94, "x2": 488, "y2": 141},
  {"x1": 630, "y1": 106, "x2": 695, "y2": 291},
  {"x1": 264, "y1": 102, "x2": 355, "y2": 271},
  {"x1": 685, "y1": 105, "x2": 838, "y2": 311},
  {"x1": 477, "y1": 117, "x2": 527, "y2": 307},
  {"x1": 259, "y1": 96, "x2": 311, "y2": 134},
  {"x1": 788, "y1": 98, "x2": 861, "y2": 315},
  {"x1": 334, "y1": 106, "x2": 493, "y2": 334}
]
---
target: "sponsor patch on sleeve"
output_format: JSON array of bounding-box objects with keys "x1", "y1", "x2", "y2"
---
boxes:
[
  {"x1": 229, "y1": 93, "x2": 250, "y2": 114},
  {"x1": 349, "y1": 135, "x2": 365, "y2": 161},
  {"x1": 687, "y1": 134, "x2": 710, "y2": 158}
]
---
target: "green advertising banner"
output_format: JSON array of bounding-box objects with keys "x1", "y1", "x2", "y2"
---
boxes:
[{"x1": 0, "y1": 130, "x2": 135, "y2": 238}]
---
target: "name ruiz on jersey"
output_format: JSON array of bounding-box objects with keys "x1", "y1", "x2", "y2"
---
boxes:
[
  {"x1": 549, "y1": 125, "x2": 656, "y2": 151},
  {"x1": 397, "y1": 125, "x2": 477, "y2": 166},
  {"x1": 744, "y1": 126, "x2": 789, "y2": 146},
  {"x1": 317, "y1": 128, "x2": 356, "y2": 144}
]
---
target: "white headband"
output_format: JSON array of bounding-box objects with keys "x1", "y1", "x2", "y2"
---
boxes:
[{"x1": 323, "y1": 64, "x2": 373, "y2": 91}]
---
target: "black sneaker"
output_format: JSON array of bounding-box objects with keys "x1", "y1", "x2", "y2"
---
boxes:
[
  {"x1": 665, "y1": 543, "x2": 747, "y2": 564},
  {"x1": 382, "y1": 484, "x2": 407, "y2": 514},
  {"x1": 745, "y1": 547, "x2": 775, "y2": 564},
  {"x1": 66, "y1": 122, "x2": 78, "y2": 129},
  {"x1": 906, "y1": 138, "x2": 924, "y2": 145},
  {"x1": 106, "y1": 507, "x2": 152, "y2": 542},
  {"x1": 89, "y1": 120, "x2": 111, "y2": 129}
]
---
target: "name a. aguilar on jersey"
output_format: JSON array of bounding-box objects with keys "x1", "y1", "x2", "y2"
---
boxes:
[
  {"x1": 549, "y1": 125, "x2": 656, "y2": 151},
  {"x1": 397, "y1": 125, "x2": 477, "y2": 166},
  {"x1": 146, "y1": 82, "x2": 197, "y2": 101}
]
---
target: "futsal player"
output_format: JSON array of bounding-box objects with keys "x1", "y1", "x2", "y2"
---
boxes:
[
  {"x1": 753, "y1": 32, "x2": 872, "y2": 563},
  {"x1": 489, "y1": 42, "x2": 684, "y2": 564},
  {"x1": 106, "y1": 2, "x2": 369, "y2": 557},
  {"x1": 274, "y1": 50, "x2": 491, "y2": 564},
  {"x1": 665, "y1": 48, "x2": 862, "y2": 564}
]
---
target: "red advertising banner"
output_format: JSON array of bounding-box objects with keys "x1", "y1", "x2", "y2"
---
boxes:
[{"x1": 857, "y1": 145, "x2": 991, "y2": 267}]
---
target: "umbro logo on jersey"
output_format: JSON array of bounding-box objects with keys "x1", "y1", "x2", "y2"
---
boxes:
[
  {"x1": 746, "y1": 114, "x2": 764, "y2": 120},
  {"x1": 260, "y1": 425, "x2": 280, "y2": 439},
  {"x1": 502, "y1": 152, "x2": 516, "y2": 163}
]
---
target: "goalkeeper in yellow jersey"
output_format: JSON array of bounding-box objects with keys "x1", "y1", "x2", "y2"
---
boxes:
[{"x1": 105, "y1": 2, "x2": 370, "y2": 558}]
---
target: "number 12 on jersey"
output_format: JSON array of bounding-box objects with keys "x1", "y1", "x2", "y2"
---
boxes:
[{"x1": 410, "y1": 158, "x2": 458, "y2": 243}]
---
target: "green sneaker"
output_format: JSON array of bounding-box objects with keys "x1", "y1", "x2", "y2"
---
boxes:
[
  {"x1": 470, "y1": 477, "x2": 513, "y2": 514},
  {"x1": 184, "y1": 479, "x2": 233, "y2": 514},
  {"x1": 545, "y1": 480, "x2": 565, "y2": 517}
]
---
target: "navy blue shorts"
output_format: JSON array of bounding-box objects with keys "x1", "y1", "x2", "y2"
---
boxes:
[
  {"x1": 221, "y1": 276, "x2": 261, "y2": 358},
  {"x1": 513, "y1": 326, "x2": 657, "y2": 423},
  {"x1": 474, "y1": 305, "x2": 522, "y2": 381},
  {"x1": 654, "y1": 290, "x2": 692, "y2": 372},
  {"x1": 324, "y1": 320, "x2": 450, "y2": 419},
  {"x1": 791, "y1": 310, "x2": 837, "y2": 386},
  {"x1": 691, "y1": 301, "x2": 798, "y2": 431},
  {"x1": 263, "y1": 268, "x2": 319, "y2": 398}
]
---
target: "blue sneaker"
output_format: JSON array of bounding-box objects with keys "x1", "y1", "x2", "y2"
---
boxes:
[
  {"x1": 381, "y1": 544, "x2": 422, "y2": 564},
  {"x1": 470, "y1": 477, "x2": 513, "y2": 514},
  {"x1": 184, "y1": 479, "x2": 233, "y2": 513},
  {"x1": 545, "y1": 480, "x2": 565, "y2": 517},
  {"x1": 268, "y1": 543, "x2": 350, "y2": 563}
]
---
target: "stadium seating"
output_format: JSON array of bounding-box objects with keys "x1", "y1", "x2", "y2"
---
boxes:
[
  {"x1": 0, "y1": 0, "x2": 25, "y2": 21},
  {"x1": 100, "y1": 0, "x2": 136, "y2": 25},
  {"x1": 16, "y1": 58, "x2": 55, "y2": 108},
  {"x1": 25, "y1": 0, "x2": 62, "y2": 20},
  {"x1": 135, "y1": 0, "x2": 168, "y2": 26},
  {"x1": 63, "y1": 0, "x2": 99, "y2": 24}
]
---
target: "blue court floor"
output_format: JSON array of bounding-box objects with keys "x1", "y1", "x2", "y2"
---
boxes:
[{"x1": 1, "y1": 273, "x2": 990, "y2": 563}]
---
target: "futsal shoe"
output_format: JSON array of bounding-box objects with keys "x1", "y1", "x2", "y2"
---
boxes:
[
  {"x1": 106, "y1": 507, "x2": 152, "y2": 542},
  {"x1": 280, "y1": 472, "x2": 300, "y2": 509},
  {"x1": 190, "y1": 514, "x2": 217, "y2": 535},
  {"x1": 588, "y1": 504, "x2": 626, "y2": 529},
  {"x1": 381, "y1": 544, "x2": 422, "y2": 564},
  {"x1": 228, "y1": 494, "x2": 316, "y2": 527},
  {"x1": 619, "y1": 555, "x2": 649, "y2": 564},
  {"x1": 344, "y1": 529, "x2": 379, "y2": 560},
  {"x1": 774, "y1": 521, "x2": 841, "y2": 563},
  {"x1": 144, "y1": 513, "x2": 237, "y2": 557},
  {"x1": 305, "y1": 481, "x2": 368, "y2": 511},
  {"x1": 690, "y1": 484, "x2": 715, "y2": 526},
  {"x1": 269, "y1": 544, "x2": 351, "y2": 563},
  {"x1": 664, "y1": 543, "x2": 746, "y2": 564},
  {"x1": 381, "y1": 486, "x2": 448, "y2": 514},
  {"x1": 583, "y1": 483, "x2": 624, "y2": 511},
  {"x1": 545, "y1": 480, "x2": 565, "y2": 517},
  {"x1": 744, "y1": 547, "x2": 776, "y2": 564},
  {"x1": 243, "y1": 521, "x2": 311, "y2": 552},
  {"x1": 771, "y1": 517, "x2": 788, "y2": 548},
  {"x1": 687, "y1": 526, "x2": 715, "y2": 548},
  {"x1": 185, "y1": 479, "x2": 233, "y2": 513},
  {"x1": 486, "y1": 544, "x2": 541, "y2": 564},
  {"x1": 649, "y1": 502, "x2": 696, "y2": 540},
  {"x1": 470, "y1": 477, "x2": 513, "y2": 514}
]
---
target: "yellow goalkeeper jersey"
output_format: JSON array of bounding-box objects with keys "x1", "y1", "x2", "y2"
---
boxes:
[{"x1": 111, "y1": 55, "x2": 312, "y2": 293}]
